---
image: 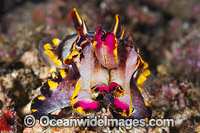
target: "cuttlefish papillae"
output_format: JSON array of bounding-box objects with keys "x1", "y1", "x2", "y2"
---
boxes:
[{"x1": 31, "y1": 8, "x2": 152, "y2": 121}]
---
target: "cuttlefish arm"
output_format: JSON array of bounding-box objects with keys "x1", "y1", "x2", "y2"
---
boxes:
[
  {"x1": 108, "y1": 35, "x2": 140, "y2": 117},
  {"x1": 109, "y1": 77, "x2": 152, "y2": 120},
  {"x1": 70, "y1": 28, "x2": 109, "y2": 114},
  {"x1": 31, "y1": 67, "x2": 79, "y2": 119},
  {"x1": 90, "y1": 58, "x2": 110, "y2": 94},
  {"x1": 109, "y1": 48, "x2": 152, "y2": 120},
  {"x1": 128, "y1": 79, "x2": 152, "y2": 120}
]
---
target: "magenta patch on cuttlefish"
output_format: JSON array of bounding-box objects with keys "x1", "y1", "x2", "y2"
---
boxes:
[
  {"x1": 103, "y1": 32, "x2": 116, "y2": 52},
  {"x1": 110, "y1": 98, "x2": 130, "y2": 116},
  {"x1": 113, "y1": 98, "x2": 129, "y2": 110},
  {"x1": 109, "y1": 82, "x2": 123, "y2": 93},
  {"x1": 73, "y1": 100, "x2": 101, "y2": 112},
  {"x1": 94, "y1": 26, "x2": 116, "y2": 52},
  {"x1": 94, "y1": 86, "x2": 110, "y2": 93}
]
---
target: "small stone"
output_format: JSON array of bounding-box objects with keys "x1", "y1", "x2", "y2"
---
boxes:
[
  {"x1": 19, "y1": 101, "x2": 32, "y2": 116},
  {"x1": 20, "y1": 51, "x2": 38, "y2": 67},
  {"x1": 157, "y1": 65, "x2": 167, "y2": 75},
  {"x1": 39, "y1": 67, "x2": 50, "y2": 79}
]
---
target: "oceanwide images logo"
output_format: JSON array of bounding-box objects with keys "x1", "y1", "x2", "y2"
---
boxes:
[{"x1": 24, "y1": 115, "x2": 175, "y2": 130}]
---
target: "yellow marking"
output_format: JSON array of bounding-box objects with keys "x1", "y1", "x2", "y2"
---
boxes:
[
  {"x1": 51, "y1": 57, "x2": 61, "y2": 66},
  {"x1": 43, "y1": 44, "x2": 61, "y2": 67},
  {"x1": 52, "y1": 75, "x2": 60, "y2": 82},
  {"x1": 143, "y1": 62, "x2": 148, "y2": 69},
  {"x1": 44, "y1": 43, "x2": 53, "y2": 50},
  {"x1": 71, "y1": 8, "x2": 82, "y2": 25},
  {"x1": 48, "y1": 80, "x2": 58, "y2": 90},
  {"x1": 71, "y1": 80, "x2": 81, "y2": 105},
  {"x1": 137, "y1": 48, "x2": 140, "y2": 54},
  {"x1": 114, "y1": 88, "x2": 124, "y2": 97},
  {"x1": 75, "y1": 107, "x2": 86, "y2": 114},
  {"x1": 31, "y1": 109, "x2": 37, "y2": 113},
  {"x1": 63, "y1": 42, "x2": 80, "y2": 65},
  {"x1": 119, "y1": 86, "x2": 124, "y2": 96},
  {"x1": 143, "y1": 69, "x2": 151, "y2": 76},
  {"x1": 38, "y1": 95, "x2": 45, "y2": 100},
  {"x1": 113, "y1": 14, "x2": 120, "y2": 35},
  {"x1": 136, "y1": 54, "x2": 151, "y2": 85},
  {"x1": 137, "y1": 73, "x2": 147, "y2": 85},
  {"x1": 120, "y1": 29, "x2": 125, "y2": 39},
  {"x1": 113, "y1": 38, "x2": 119, "y2": 64},
  {"x1": 145, "y1": 117, "x2": 149, "y2": 122},
  {"x1": 73, "y1": 106, "x2": 97, "y2": 114},
  {"x1": 44, "y1": 50, "x2": 54, "y2": 57},
  {"x1": 93, "y1": 41, "x2": 97, "y2": 53},
  {"x1": 144, "y1": 100, "x2": 151, "y2": 107},
  {"x1": 129, "y1": 96, "x2": 133, "y2": 117},
  {"x1": 91, "y1": 86, "x2": 96, "y2": 93},
  {"x1": 63, "y1": 50, "x2": 79, "y2": 64},
  {"x1": 113, "y1": 85, "x2": 125, "y2": 97},
  {"x1": 73, "y1": 106, "x2": 94, "y2": 114},
  {"x1": 114, "y1": 92, "x2": 122, "y2": 97},
  {"x1": 52, "y1": 38, "x2": 60, "y2": 46},
  {"x1": 137, "y1": 69, "x2": 151, "y2": 85},
  {"x1": 63, "y1": 51, "x2": 74, "y2": 64},
  {"x1": 93, "y1": 31, "x2": 99, "y2": 59},
  {"x1": 138, "y1": 86, "x2": 143, "y2": 93},
  {"x1": 120, "y1": 107, "x2": 132, "y2": 117},
  {"x1": 138, "y1": 54, "x2": 148, "y2": 69},
  {"x1": 59, "y1": 69, "x2": 67, "y2": 78}
]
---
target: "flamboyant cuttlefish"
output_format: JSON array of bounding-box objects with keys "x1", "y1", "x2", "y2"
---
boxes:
[{"x1": 31, "y1": 8, "x2": 152, "y2": 121}]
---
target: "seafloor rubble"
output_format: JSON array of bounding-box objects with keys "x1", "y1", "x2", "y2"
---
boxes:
[{"x1": 0, "y1": 0, "x2": 200, "y2": 132}]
